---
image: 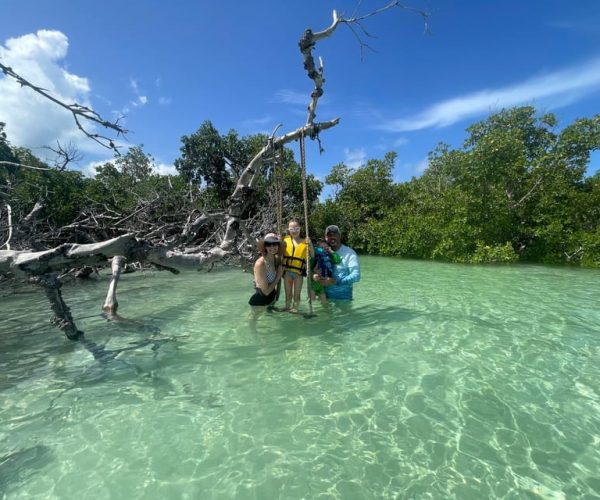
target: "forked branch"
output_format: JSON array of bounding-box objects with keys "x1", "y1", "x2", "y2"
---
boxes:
[{"x1": 300, "y1": 2, "x2": 430, "y2": 125}]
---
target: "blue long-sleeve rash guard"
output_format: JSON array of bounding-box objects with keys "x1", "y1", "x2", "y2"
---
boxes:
[{"x1": 325, "y1": 244, "x2": 360, "y2": 300}]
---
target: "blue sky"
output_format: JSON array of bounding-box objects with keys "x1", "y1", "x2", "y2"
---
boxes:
[{"x1": 1, "y1": 0, "x2": 600, "y2": 187}]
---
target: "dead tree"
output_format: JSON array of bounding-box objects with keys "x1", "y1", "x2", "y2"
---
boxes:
[{"x1": 0, "y1": 3, "x2": 428, "y2": 338}]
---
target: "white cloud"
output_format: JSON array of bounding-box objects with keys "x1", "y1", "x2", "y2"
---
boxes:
[
  {"x1": 158, "y1": 96, "x2": 172, "y2": 106},
  {"x1": 126, "y1": 78, "x2": 148, "y2": 109},
  {"x1": 350, "y1": 101, "x2": 383, "y2": 121},
  {"x1": 272, "y1": 89, "x2": 309, "y2": 105},
  {"x1": 0, "y1": 30, "x2": 107, "y2": 155},
  {"x1": 415, "y1": 157, "x2": 429, "y2": 174},
  {"x1": 393, "y1": 137, "x2": 409, "y2": 147},
  {"x1": 241, "y1": 115, "x2": 272, "y2": 131},
  {"x1": 80, "y1": 158, "x2": 111, "y2": 177},
  {"x1": 155, "y1": 162, "x2": 177, "y2": 176},
  {"x1": 343, "y1": 147, "x2": 367, "y2": 168},
  {"x1": 81, "y1": 159, "x2": 177, "y2": 177},
  {"x1": 381, "y1": 56, "x2": 600, "y2": 132}
]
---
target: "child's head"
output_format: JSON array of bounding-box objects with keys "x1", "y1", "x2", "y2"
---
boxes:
[
  {"x1": 316, "y1": 238, "x2": 330, "y2": 250},
  {"x1": 287, "y1": 218, "x2": 301, "y2": 236}
]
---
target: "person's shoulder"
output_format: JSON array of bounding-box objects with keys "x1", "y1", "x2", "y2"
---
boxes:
[{"x1": 340, "y1": 244, "x2": 358, "y2": 256}]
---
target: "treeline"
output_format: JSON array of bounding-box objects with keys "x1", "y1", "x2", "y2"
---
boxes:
[
  {"x1": 312, "y1": 107, "x2": 600, "y2": 267},
  {"x1": 2, "y1": 106, "x2": 599, "y2": 266}
]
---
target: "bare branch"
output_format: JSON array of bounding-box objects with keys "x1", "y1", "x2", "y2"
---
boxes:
[
  {"x1": 511, "y1": 175, "x2": 545, "y2": 209},
  {"x1": 299, "y1": 3, "x2": 430, "y2": 125},
  {"x1": 1, "y1": 204, "x2": 12, "y2": 250},
  {"x1": 43, "y1": 141, "x2": 84, "y2": 171},
  {"x1": 0, "y1": 160, "x2": 52, "y2": 171},
  {"x1": 347, "y1": 0, "x2": 430, "y2": 27},
  {"x1": 0, "y1": 62, "x2": 128, "y2": 153},
  {"x1": 222, "y1": 119, "x2": 339, "y2": 250}
]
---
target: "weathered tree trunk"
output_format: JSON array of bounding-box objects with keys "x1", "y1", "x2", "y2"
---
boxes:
[
  {"x1": 102, "y1": 255, "x2": 126, "y2": 315},
  {"x1": 30, "y1": 274, "x2": 83, "y2": 340}
]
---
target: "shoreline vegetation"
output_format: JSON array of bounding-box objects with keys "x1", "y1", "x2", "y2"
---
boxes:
[{"x1": 3, "y1": 105, "x2": 597, "y2": 270}]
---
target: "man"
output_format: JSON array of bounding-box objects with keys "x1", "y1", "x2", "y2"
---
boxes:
[{"x1": 313, "y1": 225, "x2": 360, "y2": 300}]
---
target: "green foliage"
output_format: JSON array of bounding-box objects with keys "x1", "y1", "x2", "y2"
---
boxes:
[
  {"x1": 578, "y1": 227, "x2": 600, "y2": 268},
  {"x1": 85, "y1": 146, "x2": 193, "y2": 233},
  {"x1": 114, "y1": 145, "x2": 155, "y2": 182},
  {"x1": 0, "y1": 122, "x2": 18, "y2": 164},
  {"x1": 174, "y1": 121, "x2": 256, "y2": 205},
  {"x1": 470, "y1": 242, "x2": 518, "y2": 264},
  {"x1": 171, "y1": 120, "x2": 323, "y2": 215},
  {"x1": 1, "y1": 119, "x2": 322, "y2": 247},
  {"x1": 316, "y1": 106, "x2": 600, "y2": 266},
  {"x1": 6, "y1": 149, "x2": 87, "y2": 227},
  {"x1": 309, "y1": 199, "x2": 347, "y2": 240},
  {"x1": 259, "y1": 146, "x2": 323, "y2": 222},
  {"x1": 319, "y1": 152, "x2": 399, "y2": 252},
  {"x1": 2, "y1": 108, "x2": 599, "y2": 268}
]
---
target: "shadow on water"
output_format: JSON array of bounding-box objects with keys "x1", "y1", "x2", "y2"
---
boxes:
[
  {"x1": 79, "y1": 335, "x2": 172, "y2": 367},
  {"x1": 246, "y1": 302, "x2": 422, "y2": 348},
  {"x1": 0, "y1": 312, "x2": 178, "y2": 396},
  {"x1": 335, "y1": 303, "x2": 421, "y2": 328},
  {"x1": 0, "y1": 445, "x2": 54, "y2": 496}
]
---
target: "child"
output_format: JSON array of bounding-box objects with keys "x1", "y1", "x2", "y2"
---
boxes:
[
  {"x1": 282, "y1": 219, "x2": 313, "y2": 312},
  {"x1": 310, "y1": 238, "x2": 341, "y2": 305}
]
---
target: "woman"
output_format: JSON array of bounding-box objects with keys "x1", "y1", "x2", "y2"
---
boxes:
[{"x1": 248, "y1": 232, "x2": 284, "y2": 308}]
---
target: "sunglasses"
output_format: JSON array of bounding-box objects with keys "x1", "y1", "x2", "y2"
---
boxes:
[
  {"x1": 288, "y1": 227, "x2": 300, "y2": 232},
  {"x1": 264, "y1": 242, "x2": 279, "y2": 247}
]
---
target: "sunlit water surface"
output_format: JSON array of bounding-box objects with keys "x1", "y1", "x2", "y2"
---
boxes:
[{"x1": 1, "y1": 257, "x2": 600, "y2": 499}]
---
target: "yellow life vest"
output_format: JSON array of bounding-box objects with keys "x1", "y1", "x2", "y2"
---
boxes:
[{"x1": 283, "y1": 235, "x2": 308, "y2": 275}]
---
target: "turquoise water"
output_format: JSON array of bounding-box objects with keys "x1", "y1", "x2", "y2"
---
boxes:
[{"x1": 1, "y1": 256, "x2": 600, "y2": 499}]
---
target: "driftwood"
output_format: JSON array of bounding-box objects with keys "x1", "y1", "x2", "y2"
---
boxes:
[
  {"x1": 102, "y1": 255, "x2": 126, "y2": 315},
  {"x1": 1, "y1": 4, "x2": 427, "y2": 339}
]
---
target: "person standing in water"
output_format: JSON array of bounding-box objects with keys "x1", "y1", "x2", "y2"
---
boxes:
[
  {"x1": 314, "y1": 225, "x2": 360, "y2": 300},
  {"x1": 282, "y1": 219, "x2": 314, "y2": 312},
  {"x1": 248, "y1": 233, "x2": 284, "y2": 308}
]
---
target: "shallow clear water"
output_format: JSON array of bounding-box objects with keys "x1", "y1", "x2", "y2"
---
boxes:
[{"x1": 1, "y1": 256, "x2": 600, "y2": 499}]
